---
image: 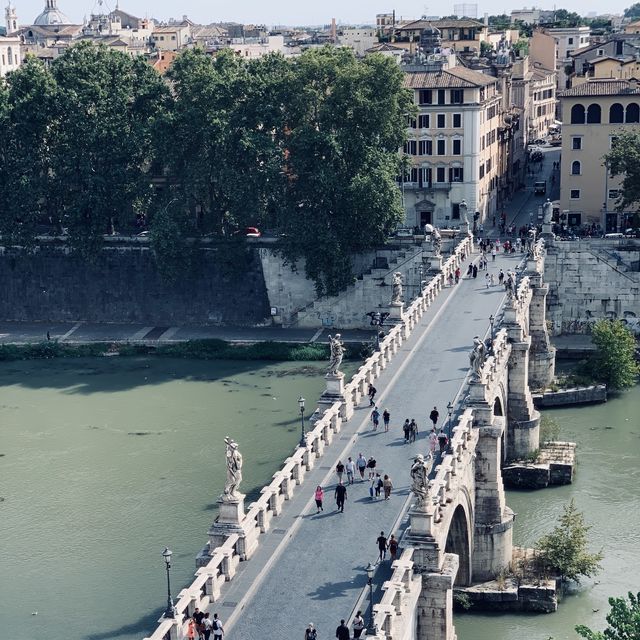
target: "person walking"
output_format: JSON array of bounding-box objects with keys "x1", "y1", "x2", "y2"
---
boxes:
[
  {"x1": 193, "y1": 609, "x2": 205, "y2": 640},
  {"x1": 491, "y1": 247, "x2": 496, "y2": 262},
  {"x1": 454, "y1": 267, "x2": 461, "y2": 284},
  {"x1": 335, "y1": 460, "x2": 345, "y2": 484},
  {"x1": 305, "y1": 623, "x2": 317, "y2": 640},
  {"x1": 335, "y1": 481, "x2": 347, "y2": 513},
  {"x1": 212, "y1": 614, "x2": 224, "y2": 640},
  {"x1": 202, "y1": 613, "x2": 213, "y2": 640},
  {"x1": 388, "y1": 534, "x2": 399, "y2": 562},
  {"x1": 187, "y1": 619, "x2": 197, "y2": 640},
  {"x1": 490, "y1": 273, "x2": 495, "y2": 286},
  {"x1": 367, "y1": 456, "x2": 377, "y2": 479},
  {"x1": 336, "y1": 619, "x2": 350, "y2": 640},
  {"x1": 472, "y1": 264, "x2": 478, "y2": 279},
  {"x1": 429, "y1": 428, "x2": 438, "y2": 458},
  {"x1": 429, "y1": 406, "x2": 439, "y2": 429},
  {"x1": 409, "y1": 418, "x2": 417, "y2": 443},
  {"x1": 345, "y1": 457, "x2": 355, "y2": 485},
  {"x1": 375, "y1": 473, "x2": 383, "y2": 499},
  {"x1": 352, "y1": 611, "x2": 365, "y2": 639},
  {"x1": 498, "y1": 269, "x2": 505, "y2": 285},
  {"x1": 357, "y1": 453, "x2": 367, "y2": 480},
  {"x1": 402, "y1": 419, "x2": 411, "y2": 443},
  {"x1": 368, "y1": 384, "x2": 377, "y2": 407},
  {"x1": 466, "y1": 263, "x2": 473, "y2": 277},
  {"x1": 485, "y1": 272, "x2": 490, "y2": 288},
  {"x1": 314, "y1": 485, "x2": 324, "y2": 513},
  {"x1": 382, "y1": 408, "x2": 390, "y2": 432},
  {"x1": 376, "y1": 531, "x2": 388, "y2": 562},
  {"x1": 383, "y1": 474, "x2": 393, "y2": 500},
  {"x1": 371, "y1": 406, "x2": 380, "y2": 431},
  {"x1": 437, "y1": 428, "x2": 448, "y2": 453}
]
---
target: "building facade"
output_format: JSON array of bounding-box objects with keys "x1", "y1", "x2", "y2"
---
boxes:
[
  {"x1": 0, "y1": 33, "x2": 20, "y2": 75},
  {"x1": 559, "y1": 78, "x2": 640, "y2": 231},
  {"x1": 544, "y1": 26, "x2": 591, "y2": 90}
]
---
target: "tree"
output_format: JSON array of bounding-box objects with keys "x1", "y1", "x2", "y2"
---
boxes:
[
  {"x1": 576, "y1": 591, "x2": 640, "y2": 640},
  {"x1": 624, "y1": 3, "x2": 640, "y2": 18},
  {"x1": 480, "y1": 41, "x2": 494, "y2": 57},
  {"x1": 587, "y1": 319, "x2": 639, "y2": 390},
  {"x1": 551, "y1": 8, "x2": 585, "y2": 26},
  {"x1": 488, "y1": 14, "x2": 511, "y2": 28},
  {"x1": 535, "y1": 499, "x2": 603, "y2": 585},
  {"x1": 604, "y1": 133, "x2": 640, "y2": 223}
]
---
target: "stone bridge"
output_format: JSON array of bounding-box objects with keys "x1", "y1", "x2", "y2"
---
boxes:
[{"x1": 144, "y1": 237, "x2": 555, "y2": 640}]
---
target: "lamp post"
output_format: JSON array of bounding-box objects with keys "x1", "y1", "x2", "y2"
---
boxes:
[
  {"x1": 446, "y1": 401, "x2": 454, "y2": 452},
  {"x1": 162, "y1": 547, "x2": 175, "y2": 619},
  {"x1": 298, "y1": 396, "x2": 306, "y2": 447},
  {"x1": 366, "y1": 562, "x2": 375, "y2": 635},
  {"x1": 369, "y1": 311, "x2": 389, "y2": 351}
]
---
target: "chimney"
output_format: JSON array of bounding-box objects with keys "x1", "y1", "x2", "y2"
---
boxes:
[{"x1": 331, "y1": 17, "x2": 336, "y2": 42}]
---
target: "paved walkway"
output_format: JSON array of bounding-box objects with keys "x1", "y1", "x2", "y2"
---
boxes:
[{"x1": 210, "y1": 249, "x2": 520, "y2": 640}]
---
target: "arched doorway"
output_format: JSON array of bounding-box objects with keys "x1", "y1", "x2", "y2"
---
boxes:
[{"x1": 445, "y1": 504, "x2": 472, "y2": 586}]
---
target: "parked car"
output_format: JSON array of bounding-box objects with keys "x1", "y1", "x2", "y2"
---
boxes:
[
  {"x1": 534, "y1": 181, "x2": 546, "y2": 196},
  {"x1": 242, "y1": 226, "x2": 261, "y2": 238},
  {"x1": 532, "y1": 137, "x2": 546, "y2": 146}
]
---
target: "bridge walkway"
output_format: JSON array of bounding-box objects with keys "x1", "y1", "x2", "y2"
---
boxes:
[{"x1": 214, "y1": 249, "x2": 520, "y2": 640}]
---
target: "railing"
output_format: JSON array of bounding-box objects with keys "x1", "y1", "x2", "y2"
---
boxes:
[{"x1": 143, "y1": 233, "x2": 474, "y2": 640}]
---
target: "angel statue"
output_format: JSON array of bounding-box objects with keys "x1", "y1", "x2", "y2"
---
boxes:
[
  {"x1": 391, "y1": 272, "x2": 403, "y2": 305},
  {"x1": 469, "y1": 335, "x2": 486, "y2": 380},
  {"x1": 223, "y1": 437, "x2": 243, "y2": 499},
  {"x1": 327, "y1": 334, "x2": 345, "y2": 376},
  {"x1": 431, "y1": 227, "x2": 442, "y2": 256},
  {"x1": 410, "y1": 454, "x2": 431, "y2": 508}
]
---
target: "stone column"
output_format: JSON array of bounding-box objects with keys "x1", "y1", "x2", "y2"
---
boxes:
[
  {"x1": 528, "y1": 280, "x2": 556, "y2": 388},
  {"x1": 416, "y1": 555, "x2": 459, "y2": 640}
]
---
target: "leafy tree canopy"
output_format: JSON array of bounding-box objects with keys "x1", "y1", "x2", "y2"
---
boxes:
[
  {"x1": 624, "y1": 2, "x2": 640, "y2": 17},
  {"x1": 576, "y1": 591, "x2": 640, "y2": 640},
  {"x1": 604, "y1": 132, "x2": 640, "y2": 217}
]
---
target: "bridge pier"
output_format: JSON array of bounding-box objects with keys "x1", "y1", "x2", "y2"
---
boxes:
[{"x1": 528, "y1": 277, "x2": 556, "y2": 389}]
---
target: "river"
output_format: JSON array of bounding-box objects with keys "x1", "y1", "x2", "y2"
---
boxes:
[
  {"x1": 0, "y1": 356, "x2": 341, "y2": 640},
  {"x1": 456, "y1": 386, "x2": 640, "y2": 640}
]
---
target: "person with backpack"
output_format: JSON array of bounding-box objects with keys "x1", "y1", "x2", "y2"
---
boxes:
[
  {"x1": 383, "y1": 474, "x2": 393, "y2": 500},
  {"x1": 402, "y1": 419, "x2": 411, "y2": 443},
  {"x1": 366, "y1": 456, "x2": 377, "y2": 479},
  {"x1": 429, "y1": 406, "x2": 439, "y2": 429},
  {"x1": 211, "y1": 614, "x2": 224, "y2": 639},
  {"x1": 335, "y1": 460, "x2": 345, "y2": 483},
  {"x1": 437, "y1": 429, "x2": 448, "y2": 453},
  {"x1": 371, "y1": 407, "x2": 380, "y2": 431},
  {"x1": 375, "y1": 473, "x2": 383, "y2": 498},
  {"x1": 352, "y1": 611, "x2": 365, "y2": 639},
  {"x1": 382, "y1": 408, "x2": 390, "y2": 432},
  {"x1": 368, "y1": 384, "x2": 377, "y2": 407}
]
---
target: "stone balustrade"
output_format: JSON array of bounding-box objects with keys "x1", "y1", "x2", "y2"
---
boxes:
[{"x1": 143, "y1": 235, "x2": 473, "y2": 640}]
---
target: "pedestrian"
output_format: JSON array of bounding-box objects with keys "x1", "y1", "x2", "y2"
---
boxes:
[
  {"x1": 336, "y1": 619, "x2": 350, "y2": 640},
  {"x1": 388, "y1": 534, "x2": 399, "y2": 561},
  {"x1": 335, "y1": 481, "x2": 347, "y2": 513},
  {"x1": 314, "y1": 485, "x2": 324, "y2": 513},
  {"x1": 466, "y1": 263, "x2": 473, "y2": 277},
  {"x1": 402, "y1": 418, "x2": 411, "y2": 443},
  {"x1": 187, "y1": 618, "x2": 197, "y2": 640},
  {"x1": 212, "y1": 614, "x2": 224, "y2": 640},
  {"x1": 371, "y1": 406, "x2": 380, "y2": 431},
  {"x1": 409, "y1": 418, "x2": 417, "y2": 443},
  {"x1": 492, "y1": 215, "x2": 496, "y2": 227},
  {"x1": 491, "y1": 247, "x2": 496, "y2": 262},
  {"x1": 383, "y1": 474, "x2": 393, "y2": 500},
  {"x1": 357, "y1": 453, "x2": 367, "y2": 480},
  {"x1": 382, "y1": 408, "x2": 390, "y2": 432},
  {"x1": 202, "y1": 613, "x2": 213, "y2": 640},
  {"x1": 375, "y1": 473, "x2": 383, "y2": 498},
  {"x1": 498, "y1": 269, "x2": 505, "y2": 285},
  {"x1": 305, "y1": 623, "x2": 317, "y2": 640},
  {"x1": 367, "y1": 456, "x2": 377, "y2": 479},
  {"x1": 454, "y1": 267, "x2": 460, "y2": 284},
  {"x1": 352, "y1": 611, "x2": 365, "y2": 639},
  {"x1": 193, "y1": 608, "x2": 205, "y2": 640},
  {"x1": 429, "y1": 406, "x2": 439, "y2": 429},
  {"x1": 490, "y1": 273, "x2": 495, "y2": 286},
  {"x1": 377, "y1": 531, "x2": 388, "y2": 561},
  {"x1": 345, "y1": 457, "x2": 355, "y2": 484},
  {"x1": 472, "y1": 264, "x2": 478, "y2": 278},
  {"x1": 437, "y1": 429, "x2": 448, "y2": 453},
  {"x1": 368, "y1": 384, "x2": 377, "y2": 407},
  {"x1": 485, "y1": 272, "x2": 490, "y2": 288},
  {"x1": 429, "y1": 428, "x2": 438, "y2": 458},
  {"x1": 448, "y1": 272, "x2": 454, "y2": 287},
  {"x1": 335, "y1": 460, "x2": 345, "y2": 483}
]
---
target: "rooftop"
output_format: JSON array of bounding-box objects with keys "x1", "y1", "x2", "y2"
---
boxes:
[
  {"x1": 403, "y1": 66, "x2": 496, "y2": 89},
  {"x1": 399, "y1": 18, "x2": 485, "y2": 30},
  {"x1": 559, "y1": 78, "x2": 640, "y2": 97}
]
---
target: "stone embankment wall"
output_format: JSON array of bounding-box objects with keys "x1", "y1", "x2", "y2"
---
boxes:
[
  {"x1": 545, "y1": 238, "x2": 640, "y2": 335},
  {"x1": 0, "y1": 245, "x2": 270, "y2": 326},
  {"x1": 533, "y1": 384, "x2": 607, "y2": 407}
]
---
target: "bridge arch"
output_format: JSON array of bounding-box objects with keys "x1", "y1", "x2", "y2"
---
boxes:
[{"x1": 443, "y1": 490, "x2": 474, "y2": 586}]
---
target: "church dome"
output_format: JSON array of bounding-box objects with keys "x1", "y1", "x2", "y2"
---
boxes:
[{"x1": 33, "y1": 0, "x2": 71, "y2": 25}]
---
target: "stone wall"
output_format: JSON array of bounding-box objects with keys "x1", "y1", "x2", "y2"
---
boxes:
[
  {"x1": 0, "y1": 245, "x2": 270, "y2": 326},
  {"x1": 545, "y1": 238, "x2": 640, "y2": 335}
]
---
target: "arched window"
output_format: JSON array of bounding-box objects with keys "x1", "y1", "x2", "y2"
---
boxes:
[
  {"x1": 570, "y1": 104, "x2": 585, "y2": 124},
  {"x1": 626, "y1": 103, "x2": 640, "y2": 123},
  {"x1": 7, "y1": 47, "x2": 12, "y2": 65},
  {"x1": 610, "y1": 103, "x2": 624, "y2": 123},
  {"x1": 586, "y1": 103, "x2": 601, "y2": 124},
  {"x1": 571, "y1": 160, "x2": 581, "y2": 175}
]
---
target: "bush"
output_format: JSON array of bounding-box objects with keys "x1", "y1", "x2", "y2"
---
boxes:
[{"x1": 539, "y1": 414, "x2": 560, "y2": 444}]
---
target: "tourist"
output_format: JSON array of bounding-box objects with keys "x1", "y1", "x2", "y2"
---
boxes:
[
  {"x1": 371, "y1": 406, "x2": 380, "y2": 431},
  {"x1": 437, "y1": 429, "x2": 448, "y2": 453},
  {"x1": 193, "y1": 608, "x2": 205, "y2": 640},
  {"x1": 202, "y1": 613, "x2": 213, "y2": 640},
  {"x1": 382, "y1": 408, "x2": 390, "y2": 432},
  {"x1": 335, "y1": 481, "x2": 347, "y2": 512},
  {"x1": 429, "y1": 428, "x2": 438, "y2": 458},
  {"x1": 345, "y1": 457, "x2": 355, "y2": 484},
  {"x1": 352, "y1": 611, "x2": 365, "y2": 639},
  {"x1": 429, "y1": 406, "x2": 439, "y2": 429},
  {"x1": 472, "y1": 264, "x2": 478, "y2": 279},
  {"x1": 402, "y1": 419, "x2": 411, "y2": 443},
  {"x1": 409, "y1": 418, "x2": 417, "y2": 443},
  {"x1": 368, "y1": 384, "x2": 377, "y2": 407},
  {"x1": 498, "y1": 269, "x2": 505, "y2": 285},
  {"x1": 336, "y1": 619, "x2": 350, "y2": 640},
  {"x1": 314, "y1": 485, "x2": 324, "y2": 513},
  {"x1": 466, "y1": 263, "x2": 473, "y2": 277},
  {"x1": 335, "y1": 460, "x2": 345, "y2": 483},
  {"x1": 491, "y1": 247, "x2": 496, "y2": 262},
  {"x1": 376, "y1": 531, "x2": 388, "y2": 561},
  {"x1": 187, "y1": 618, "x2": 197, "y2": 640},
  {"x1": 370, "y1": 474, "x2": 378, "y2": 499},
  {"x1": 448, "y1": 272, "x2": 454, "y2": 287},
  {"x1": 389, "y1": 534, "x2": 399, "y2": 561},
  {"x1": 485, "y1": 272, "x2": 491, "y2": 289},
  {"x1": 356, "y1": 453, "x2": 367, "y2": 480},
  {"x1": 367, "y1": 456, "x2": 377, "y2": 479},
  {"x1": 383, "y1": 474, "x2": 393, "y2": 500},
  {"x1": 305, "y1": 623, "x2": 317, "y2": 640},
  {"x1": 490, "y1": 273, "x2": 495, "y2": 286},
  {"x1": 454, "y1": 267, "x2": 461, "y2": 284},
  {"x1": 212, "y1": 614, "x2": 224, "y2": 639}
]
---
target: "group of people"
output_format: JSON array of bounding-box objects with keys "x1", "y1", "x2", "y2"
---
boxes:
[
  {"x1": 186, "y1": 610, "x2": 224, "y2": 640},
  {"x1": 305, "y1": 615, "x2": 367, "y2": 640}
]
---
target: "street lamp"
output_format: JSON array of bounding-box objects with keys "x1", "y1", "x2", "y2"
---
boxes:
[
  {"x1": 366, "y1": 562, "x2": 376, "y2": 635},
  {"x1": 298, "y1": 396, "x2": 306, "y2": 447},
  {"x1": 162, "y1": 547, "x2": 175, "y2": 619},
  {"x1": 368, "y1": 311, "x2": 389, "y2": 351},
  {"x1": 446, "y1": 401, "x2": 454, "y2": 452}
]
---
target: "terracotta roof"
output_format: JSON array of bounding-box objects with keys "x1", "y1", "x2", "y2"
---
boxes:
[
  {"x1": 559, "y1": 78, "x2": 640, "y2": 97},
  {"x1": 399, "y1": 18, "x2": 485, "y2": 30},
  {"x1": 403, "y1": 66, "x2": 496, "y2": 89},
  {"x1": 366, "y1": 42, "x2": 404, "y2": 52}
]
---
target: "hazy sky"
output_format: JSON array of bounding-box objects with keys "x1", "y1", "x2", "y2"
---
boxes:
[{"x1": 16, "y1": 0, "x2": 627, "y2": 27}]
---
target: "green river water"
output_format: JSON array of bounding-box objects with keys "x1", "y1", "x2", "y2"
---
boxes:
[{"x1": 1, "y1": 358, "x2": 638, "y2": 640}]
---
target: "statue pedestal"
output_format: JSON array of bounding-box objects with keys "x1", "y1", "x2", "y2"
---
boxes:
[
  {"x1": 541, "y1": 223, "x2": 555, "y2": 242},
  {"x1": 218, "y1": 494, "x2": 245, "y2": 524},
  {"x1": 388, "y1": 302, "x2": 405, "y2": 322},
  {"x1": 319, "y1": 372, "x2": 352, "y2": 418},
  {"x1": 409, "y1": 504, "x2": 436, "y2": 537},
  {"x1": 429, "y1": 255, "x2": 443, "y2": 271}
]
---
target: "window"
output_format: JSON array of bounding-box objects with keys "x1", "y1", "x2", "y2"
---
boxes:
[
  {"x1": 403, "y1": 140, "x2": 417, "y2": 155},
  {"x1": 570, "y1": 189, "x2": 580, "y2": 199},
  {"x1": 436, "y1": 139, "x2": 446, "y2": 155},
  {"x1": 572, "y1": 136, "x2": 582, "y2": 150},
  {"x1": 453, "y1": 113, "x2": 462, "y2": 128},
  {"x1": 571, "y1": 160, "x2": 581, "y2": 175},
  {"x1": 452, "y1": 139, "x2": 461, "y2": 155},
  {"x1": 568, "y1": 37, "x2": 574, "y2": 45},
  {"x1": 452, "y1": 203, "x2": 460, "y2": 219},
  {"x1": 610, "y1": 135, "x2": 619, "y2": 148},
  {"x1": 437, "y1": 114, "x2": 446, "y2": 128},
  {"x1": 609, "y1": 103, "x2": 624, "y2": 124},
  {"x1": 436, "y1": 167, "x2": 446, "y2": 182},
  {"x1": 597, "y1": 48, "x2": 604, "y2": 56},
  {"x1": 570, "y1": 104, "x2": 585, "y2": 124},
  {"x1": 481, "y1": 136, "x2": 485, "y2": 150},
  {"x1": 437, "y1": 89, "x2": 446, "y2": 105},
  {"x1": 7, "y1": 47, "x2": 12, "y2": 65},
  {"x1": 479, "y1": 164, "x2": 485, "y2": 179},
  {"x1": 419, "y1": 90, "x2": 432, "y2": 105},
  {"x1": 626, "y1": 103, "x2": 640, "y2": 123},
  {"x1": 450, "y1": 89, "x2": 464, "y2": 104},
  {"x1": 418, "y1": 139, "x2": 433, "y2": 155},
  {"x1": 566, "y1": 49, "x2": 573, "y2": 57},
  {"x1": 422, "y1": 168, "x2": 432, "y2": 187},
  {"x1": 171, "y1": 35, "x2": 176, "y2": 40},
  {"x1": 449, "y1": 167, "x2": 464, "y2": 182},
  {"x1": 486, "y1": 157, "x2": 492, "y2": 172},
  {"x1": 586, "y1": 103, "x2": 601, "y2": 124},
  {"x1": 408, "y1": 117, "x2": 417, "y2": 128},
  {"x1": 418, "y1": 114, "x2": 430, "y2": 128},
  {"x1": 608, "y1": 189, "x2": 619, "y2": 200},
  {"x1": 409, "y1": 168, "x2": 419, "y2": 183}
]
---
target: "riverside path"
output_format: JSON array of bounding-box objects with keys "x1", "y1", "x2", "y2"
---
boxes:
[{"x1": 206, "y1": 248, "x2": 521, "y2": 640}]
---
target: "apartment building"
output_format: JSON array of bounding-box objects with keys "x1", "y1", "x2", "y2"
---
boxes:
[
  {"x1": 402, "y1": 64, "x2": 503, "y2": 228},
  {"x1": 0, "y1": 34, "x2": 20, "y2": 76},
  {"x1": 559, "y1": 78, "x2": 640, "y2": 231},
  {"x1": 544, "y1": 25, "x2": 591, "y2": 90}
]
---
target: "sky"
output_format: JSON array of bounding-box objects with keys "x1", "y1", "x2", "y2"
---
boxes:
[{"x1": 15, "y1": 0, "x2": 628, "y2": 27}]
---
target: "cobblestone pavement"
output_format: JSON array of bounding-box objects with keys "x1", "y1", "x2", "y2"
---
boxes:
[{"x1": 211, "y1": 249, "x2": 520, "y2": 640}]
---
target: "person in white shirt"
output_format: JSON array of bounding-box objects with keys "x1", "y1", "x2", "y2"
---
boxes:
[
  {"x1": 345, "y1": 457, "x2": 356, "y2": 484},
  {"x1": 352, "y1": 610, "x2": 365, "y2": 638}
]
